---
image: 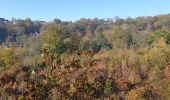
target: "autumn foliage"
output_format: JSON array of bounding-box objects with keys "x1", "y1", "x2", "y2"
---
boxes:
[{"x1": 0, "y1": 21, "x2": 170, "y2": 99}]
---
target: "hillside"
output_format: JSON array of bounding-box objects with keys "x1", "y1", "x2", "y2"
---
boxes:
[{"x1": 0, "y1": 14, "x2": 170, "y2": 99}]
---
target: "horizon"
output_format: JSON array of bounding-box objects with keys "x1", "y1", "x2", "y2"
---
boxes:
[
  {"x1": 0, "y1": 0, "x2": 170, "y2": 21},
  {"x1": 1, "y1": 13, "x2": 170, "y2": 22}
]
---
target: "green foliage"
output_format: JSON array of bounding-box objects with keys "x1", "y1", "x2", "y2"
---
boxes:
[
  {"x1": 64, "y1": 32, "x2": 81, "y2": 53},
  {"x1": 90, "y1": 40, "x2": 101, "y2": 53},
  {"x1": 163, "y1": 82, "x2": 170, "y2": 99},
  {"x1": 148, "y1": 30, "x2": 170, "y2": 45},
  {"x1": 96, "y1": 33, "x2": 112, "y2": 50},
  {"x1": 106, "y1": 28, "x2": 133, "y2": 49},
  {"x1": 0, "y1": 48, "x2": 17, "y2": 69},
  {"x1": 41, "y1": 24, "x2": 65, "y2": 64},
  {"x1": 104, "y1": 79, "x2": 115, "y2": 95}
]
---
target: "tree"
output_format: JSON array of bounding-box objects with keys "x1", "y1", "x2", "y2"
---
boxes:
[
  {"x1": 0, "y1": 47, "x2": 17, "y2": 69},
  {"x1": 53, "y1": 18, "x2": 62, "y2": 24},
  {"x1": 25, "y1": 18, "x2": 34, "y2": 34},
  {"x1": 105, "y1": 28, "x2": 133, "y2": 49},
  {"x1": 148, "y1": 30, "x2": 170, "y2": 45},
  {"x1": 65, "y1": 32, "x2": 81, "y2": 53},
  {"x1": 0, "y1": 18, "x2": 7, "y2": 34},
  {"x1": 14, "y1": 19, "x2": 26, "y2": 34},
  {"x1": 92, "y1": 32, "x2": 111, "y2": 52},
  {"x1": 41, "y1": 23, "x2": 65, "y2": 65}
]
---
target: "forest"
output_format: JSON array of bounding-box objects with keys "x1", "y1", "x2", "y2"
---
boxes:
[{"x1": 0, "y1": 14, "x2": 170, "y2": 99}]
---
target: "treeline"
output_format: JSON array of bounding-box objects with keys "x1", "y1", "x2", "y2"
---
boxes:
[
  {"x1": 1, "y1": 14, "x2": 170, "y2": 44},
  {"x1": 0, "y1": 18, "x2": 43, "y2": 44}
]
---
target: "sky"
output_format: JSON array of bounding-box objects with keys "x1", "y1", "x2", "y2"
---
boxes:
[{"x1": 0, "y1": 0, "x2": 170, "y2": 21}]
